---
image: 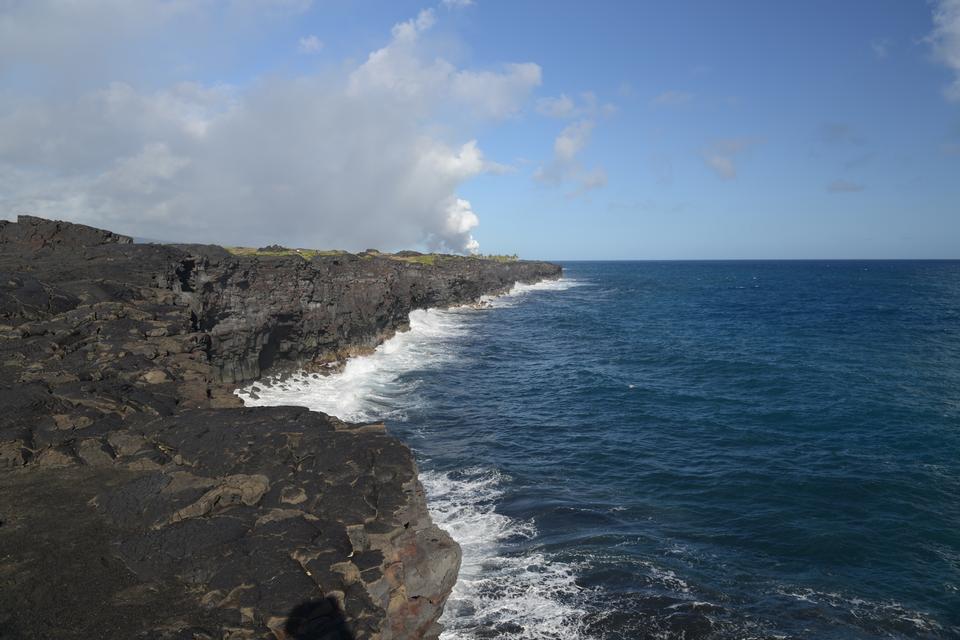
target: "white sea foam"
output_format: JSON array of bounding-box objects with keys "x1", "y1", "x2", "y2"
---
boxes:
[
  {"x1": 239, "y1": 305, "x2": 466, "y2": 422},
  {"x1": 237, "y1": 278, "x2": 586, "y2": 639},
  {"x1": 238, "y1": 278, "x2": 580, "y2": 420},
  {"x1": 422, "y1": 467, "x2": 587, "y2": 639},
  {"x1": 642, "y1": 562, "x2": 691, "y2": 594},
  {"x1": 478, "y1": 277, "x2": 583, "y2": 310}
]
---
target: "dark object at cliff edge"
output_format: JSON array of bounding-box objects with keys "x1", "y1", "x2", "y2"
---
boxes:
[{"x1": 0, "y1": 215, "x2": 561, "y2": 639}]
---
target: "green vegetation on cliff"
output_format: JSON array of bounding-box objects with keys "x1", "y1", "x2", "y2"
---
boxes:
[{"x1": 225, "y1": 246, "x2": 347, "y2": 260}]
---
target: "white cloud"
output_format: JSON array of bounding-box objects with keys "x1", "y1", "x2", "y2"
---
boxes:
[
  {"x1": 0, "y1": 1, "x2": 182, "y2": 78},
  {"x1": 929, "y1": 0, "x2": 960, "y2": 101},
  {"x1": 703, "y1": 154, "x2": 737, "y2": 180},
  {"x1": 298, "y1": 34, "x2": 323, "y2": 54},
  {"x1": 0, "y1": 5, "x2": 542, "y2": 253},
  {"x1": 348, "y1": 9, "x2": 539, "y2": 118},
  {"x1": 394, "y1": 7, "x2": 437, "y2": 41},
  {"x1": 650, "y1": 90, "x2": 694, "y2": 108},
  {"x1": 536, "y1": 94, "x2": 576, "y2": 118},
  {"x1": 701, "y1": 138, "x2": 763, "y2": 180},
  {"x1": 577, "y1": 167, "x2": 608, "y2": 192},
  {"x1": 452, "y1": 63, "x2": 543, "y2": 119},
  {"x1": 553, "y1": 120, "x2": 594, "y2": 162},
  {"x1": 535, "y1": 91, "x2": 616, "y2": 119},
  {"x1": 535, "y1": 119, "x2": 607, "y2": 195},
  {"x1": 0, "y1": 1, "x2": 314, "y2": 84},
  {"x1": 98, "y1": 143, "x2": 191, "y2": 194}
]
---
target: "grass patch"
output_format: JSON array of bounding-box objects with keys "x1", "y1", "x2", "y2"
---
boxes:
[
  {"x1": 225, "y1": 246, "x2": 348, "y2": 260},
  {"x1": 386, "y1": 254, "x2": 438, "y2": 266}
]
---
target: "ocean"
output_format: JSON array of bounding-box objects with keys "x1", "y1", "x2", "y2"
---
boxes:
[{"x1": 238, "y1": 260, "x2": 960, "y2": 639}]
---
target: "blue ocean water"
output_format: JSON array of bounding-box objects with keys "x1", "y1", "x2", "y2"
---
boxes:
[{"x1": 241, "y1": 261, "x2": 960, "y2": 639}]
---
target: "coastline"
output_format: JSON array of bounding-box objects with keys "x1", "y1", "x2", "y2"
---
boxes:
[
  {"x1": 238, "y1": 277, "x2": 586, "y2": 639},
  {"x1": 0, "y1": 215, "x2": 561, "y2": 639},
  {"x1": 236, "y1": 277, "x2": 566, "y2": 393}
]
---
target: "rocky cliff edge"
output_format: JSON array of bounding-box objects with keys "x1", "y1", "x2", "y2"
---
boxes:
[{"x1": 0, "y1": 215, "x2": 561, "y2": 639}]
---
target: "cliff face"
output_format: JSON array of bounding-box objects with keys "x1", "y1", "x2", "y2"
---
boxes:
[
  {"x1": 173, "y1": 243, "x2": 560, "y2": 384},
  {"x1": 0, "y1": 215, "x2": 561, "y2": 639}
]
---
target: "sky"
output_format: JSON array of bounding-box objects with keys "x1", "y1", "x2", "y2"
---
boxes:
[{"x1": 1, "y1": 0, "x2": 959, "y2": 259}]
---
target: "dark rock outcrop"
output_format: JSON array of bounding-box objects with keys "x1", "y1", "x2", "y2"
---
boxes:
[
  {"x1": 180, "y1": 246, "x2": 560, "y2": 384},
  {"x1": 0, "y1": 215, "x2": 561, "y2": 639},
  {"x1": 0, "y1": 214, "x2": 133, "y2": 249}
]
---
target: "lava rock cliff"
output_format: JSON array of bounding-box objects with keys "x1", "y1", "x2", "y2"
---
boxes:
[{"x1": 0, "y1": 215, "x2": 561, "y2": 639}]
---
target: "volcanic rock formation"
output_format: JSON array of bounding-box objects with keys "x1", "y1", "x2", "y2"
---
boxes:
[{"x1": 0, "y1": 215, "x2": 561, "y2": 639}]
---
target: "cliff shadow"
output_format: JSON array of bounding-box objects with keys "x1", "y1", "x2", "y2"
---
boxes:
[
  {"x1": 283, "y1": 596, "x2": 356, "y2": 640},
  {"x1": 258, "y1": 317, "x2": 297, "y2": 373}
]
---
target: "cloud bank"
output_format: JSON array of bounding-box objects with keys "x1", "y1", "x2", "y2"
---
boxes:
[{"x1": 0, "y1": 3, "x2": 541, "y2": 253}]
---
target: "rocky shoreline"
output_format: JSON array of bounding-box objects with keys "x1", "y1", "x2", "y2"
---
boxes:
[{"x1": 0, "y1": 215, "x2": 561, "y2": 639}]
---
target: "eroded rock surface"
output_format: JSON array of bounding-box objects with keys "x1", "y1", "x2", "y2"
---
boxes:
[{"x1": 0, "y1": 215, "x2": 561, "y2": 639}]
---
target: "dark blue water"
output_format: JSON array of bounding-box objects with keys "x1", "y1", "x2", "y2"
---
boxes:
[{"x1": 247, "y1": 261, "x2": 960, "y2": 639}]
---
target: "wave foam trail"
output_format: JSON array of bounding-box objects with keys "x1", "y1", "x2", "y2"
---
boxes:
[
  {"x1": 482, "y1": 277, "x2": 583, "y2": 309},
  {"x1": 422, "y1": 468, "x2": 587, "y2": 640},
  {"x1": 236, "y1": 279, "x2": 587, "y2": 639}
]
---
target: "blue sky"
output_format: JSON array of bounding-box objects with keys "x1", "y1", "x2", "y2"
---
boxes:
[{"x1": 1, "y1": 1, "x2": 958, "y2": 258}]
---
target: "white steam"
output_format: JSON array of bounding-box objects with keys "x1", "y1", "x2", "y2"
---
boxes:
[
  {"x1": 0, "y1": 3, "x2": 542, "y2": 253},
  {"x1": 442, "y1": 198, "x2": 480, "y2": 254}
]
